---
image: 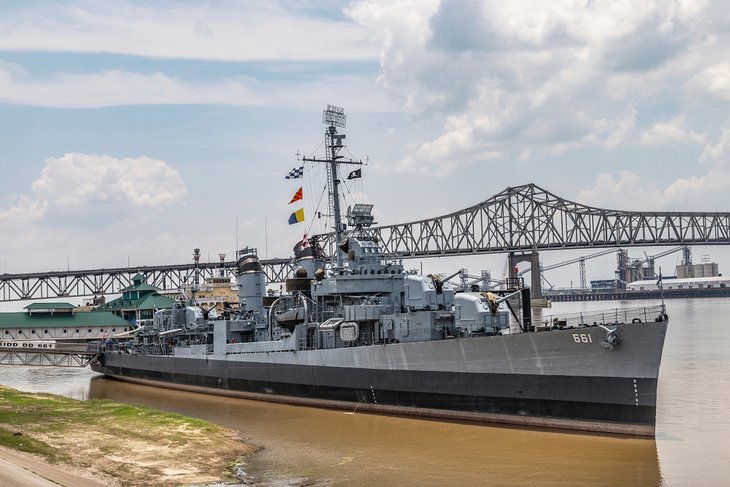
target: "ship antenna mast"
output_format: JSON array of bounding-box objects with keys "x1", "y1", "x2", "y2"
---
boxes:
[{"x1": 302, "y1": 105, "x2": 361, "y2": 267}]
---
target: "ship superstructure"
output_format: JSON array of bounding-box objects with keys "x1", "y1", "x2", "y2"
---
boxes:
[{"x1": 92, "y1": 106, "x2": 668, "y2": 436}]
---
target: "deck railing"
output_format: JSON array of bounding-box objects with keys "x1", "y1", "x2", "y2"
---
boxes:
[{"x1": 539, "y1": 305, "x2": 667, "y2": 329}]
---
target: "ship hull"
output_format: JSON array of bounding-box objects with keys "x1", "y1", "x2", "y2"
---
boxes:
[{"x1": 92, "y1": 321, "x2": 667, "y2": 436}]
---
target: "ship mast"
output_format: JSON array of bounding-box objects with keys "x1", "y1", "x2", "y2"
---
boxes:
[{"x1": 302, "y1": 105, "x2": 362, "y2": 267}]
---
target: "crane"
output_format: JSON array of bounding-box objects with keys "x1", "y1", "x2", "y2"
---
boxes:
[
  {"x1": 621, "y1": 246, "x2": 686, "y2": 282},
  {"x1": 511, "y1": 248, "x2": 619, "y2": 292},
  {"x1": 517, "y1": 248, "x2": 618, "y2": 278}
]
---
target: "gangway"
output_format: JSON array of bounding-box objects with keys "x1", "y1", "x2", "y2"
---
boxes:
[{"x1": 0, "y1": 341, "x2": 99, "y2": 367}]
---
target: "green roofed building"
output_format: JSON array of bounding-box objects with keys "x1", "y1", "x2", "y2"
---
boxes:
[
  {"x1": 95, "y1": 274, "x2": 175, "y2": 324},
  {"x1": 0, "y1": 302, "x2": 132, "y2": 341}
]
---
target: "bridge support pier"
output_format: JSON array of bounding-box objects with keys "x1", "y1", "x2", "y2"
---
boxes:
[{"x1": 509, "y1": 251, "x2": 543, "y2": 299}]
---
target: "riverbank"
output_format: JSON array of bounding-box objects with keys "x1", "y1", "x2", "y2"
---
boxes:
[{"x1": 0, "y1": 384, "x2": 255, "y2": 486}]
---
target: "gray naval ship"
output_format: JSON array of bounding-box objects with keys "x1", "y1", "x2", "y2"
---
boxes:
[{"x1": 92, "y1": 106, "x2": 669, "y2": 436}]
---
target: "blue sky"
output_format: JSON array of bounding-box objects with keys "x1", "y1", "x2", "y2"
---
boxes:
[{"x1": 1, "y1": 0, "x2": 729, "y2": 287}]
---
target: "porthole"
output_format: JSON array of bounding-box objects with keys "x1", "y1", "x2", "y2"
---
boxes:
[{"x1": 31, "y1": 330, "x2": 36, "y2": 334}]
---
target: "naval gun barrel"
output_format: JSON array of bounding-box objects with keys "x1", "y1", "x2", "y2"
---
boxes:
[{"x1": 440, "y1": 269, "x2": 464, "y2": 283}]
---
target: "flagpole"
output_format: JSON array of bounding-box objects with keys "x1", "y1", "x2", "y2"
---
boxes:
[{"x1": 658, "y1": 266, "x2": 665, "y2": 309}]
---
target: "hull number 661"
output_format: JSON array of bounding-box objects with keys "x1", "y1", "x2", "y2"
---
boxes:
[{"x1": 572, "y1": 333, "x2": 593, "y2": 343}]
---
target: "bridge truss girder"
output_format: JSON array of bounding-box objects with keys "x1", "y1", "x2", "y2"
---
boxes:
[
  {"x1": 0, "y1": 259, "x2": 295, "y2": 302},
  {"x1": 317, "y1": 183, "x2": 730, "y2": 257},
  {"x1": 1, "y1": 183, "x2": 728, "y2": 302}
]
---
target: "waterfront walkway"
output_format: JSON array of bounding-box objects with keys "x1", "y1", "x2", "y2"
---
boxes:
[{"x1": 0, "y1": 446, "x2": 105, "y2": 487}]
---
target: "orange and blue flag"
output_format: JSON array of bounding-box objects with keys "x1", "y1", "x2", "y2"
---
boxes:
[{"x1": 288, "y1": 208, "x2": 304, "y2": 225}]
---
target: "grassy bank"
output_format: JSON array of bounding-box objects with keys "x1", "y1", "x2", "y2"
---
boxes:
[{"x1": 0, "y1": 384, "x2": 254, "y2": 486}]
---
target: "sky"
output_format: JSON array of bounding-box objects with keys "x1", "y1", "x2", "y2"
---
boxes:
[{"x1": 1, "y1": 0, "x2": 730, "y2": 289}]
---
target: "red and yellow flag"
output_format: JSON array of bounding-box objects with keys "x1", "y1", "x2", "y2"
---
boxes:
[{"x1": 289, "y1": 187, "x2": 303, "y2": 204}]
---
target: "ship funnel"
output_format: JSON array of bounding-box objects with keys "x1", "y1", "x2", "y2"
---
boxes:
[
  {"x1": 236, "y1": 254, "x2": 265, "y2": 314},
  {"x1": 293, "y1": 237, "x2": 325, "y2": 278}
]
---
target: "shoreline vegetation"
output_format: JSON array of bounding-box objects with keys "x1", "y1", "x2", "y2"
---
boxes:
[{"x1": 0, "y1": 384, "x2": 255, "y2": 486}]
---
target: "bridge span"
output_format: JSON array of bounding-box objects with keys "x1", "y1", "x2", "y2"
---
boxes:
[
  {"x1": 0, "y1": 259, "x2": 294, "y2": 303},
  {"x1": 1, "y1": 183, "x2": 728, "y2": 301},
  {"x1": 318, "y1": 183, "x2": 730, "y2": 256}
]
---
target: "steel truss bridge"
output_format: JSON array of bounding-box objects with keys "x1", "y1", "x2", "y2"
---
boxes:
[
  {"x1": 318, "y1": 183, "x2": 730, "y2": 256},
  {"x1": 0, "y1": 259, "x2": 293, "y2": 303},
  {"x1": 1, "y1": 183, "x2": 729, "y2": 302}
]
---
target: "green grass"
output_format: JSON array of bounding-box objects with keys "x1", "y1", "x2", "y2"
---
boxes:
[
  {"x1": 0, "y1": 427, "x2": 68, "y2": 462},
  {"x1": 0, "y1": 384, "x2": 252, "y2": 486},
  {"x1": 0, "y1": 384, "x2": 224, "y2": 459},
  {"x1": 0, "y1": 386, "x2": 216, "y2": 426}
]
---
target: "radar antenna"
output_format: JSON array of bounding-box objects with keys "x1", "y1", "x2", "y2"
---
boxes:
[
  {"x1": 302, "y1": 105, "x2": 362, "y2": 267},
  {"x1": 347, "y1": 203, "x2": 376, "y2": 229}
]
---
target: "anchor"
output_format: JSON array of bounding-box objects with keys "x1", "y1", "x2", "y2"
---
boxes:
[{"x1": 598, "y1": 325, "x2": 620, "y2": 350}]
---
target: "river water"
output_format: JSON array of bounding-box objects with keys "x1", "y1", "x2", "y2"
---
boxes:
[{"x1": 1, "y1": 298, "x2": 729, "y2": 486}]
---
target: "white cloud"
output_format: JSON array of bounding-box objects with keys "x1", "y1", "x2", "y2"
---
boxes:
[
  {"x1": 0, "y1": 2, "x2": 377, "y2": 62},
  {"x1": 640, "y1": 115, "x2": 705, "y2": 145},
  {"x1": 0, "y1": 65, "x2": 388, "y2": 109},
  {"x1": 0, "y1": 153, "x2": 189, "y2": 271},
  {"x1": 577, "y1": 167, "x2": 730, "y2": 211},
  {"x1": 701, "y1": 128, "x2": 730, "y2": 162},
  {"x1": 0, "y1": 67, "x2": 251, "y2": 108},
  {"x1": 33, "y1": 153, "x2": 186, "y2": 209},
  {"x1": 0, "y1": 153, "x2": 186, "y2": 229},
  {"x1": 577, "y1": 171, "x2": 650, "y2": 209},
  {"x1": 346, "y1": 0, "x2": 722, "y2": 172},
  {"x1": 0, "y1": 195, "x2": 47, "y2": 227},
  {"x1": 694, "y1": 61, "x2": 730, "y2": 100}
]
